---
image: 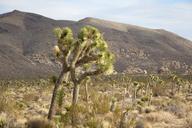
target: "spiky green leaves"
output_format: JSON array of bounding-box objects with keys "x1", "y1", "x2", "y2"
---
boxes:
[
  {"x1": 54, "y1": 27, "x2": 74, "y2": 54},
  {"x1": 53, "y1": 28, "x2": 63, "y2": 38},
  {"x1": 54, "y1": 27, "x2": 73, "y2": 41},
  {"x1": 77, "y1": 26, "x2": 114, "y2": 74},
  {"x1": 53, "y1": 25, "x2": 115, "y2": 76},
  {"x1": 97, "y1": 51, "x2": 114, "y2": 74},
  {"x1": 78, "y1": 26, "x2": 101, "y2": 41},
  {"x1": 149, "y1": 74, "x2": 164, "y2": 86}
]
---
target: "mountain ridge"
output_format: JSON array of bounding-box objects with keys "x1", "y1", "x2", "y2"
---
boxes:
[{"x1": 0, "y1": 10, "x2": 192, "y2": 79}]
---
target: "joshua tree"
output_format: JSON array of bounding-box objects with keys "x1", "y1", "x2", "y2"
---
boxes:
[
  {"x1": 175, "y1": 77, "x2": 184, "y2": 94},
  {"x1": 48, "y1": 26, "x2": 114, "y2": 122},
  {"x1": 169, "y1": 74, "x2": 178, "y2": 95},
  {"x1": 48, "y1": 28, "x2": 74, "y2": 120},
  {"x1": 148, "y1": 74, "x2": 164, "y2": 96},
  {"x1": 132, "y1": 81, "x2": 142, "y2": 105},
  {"x1": 169, "y1": 74, "x2": 185, "y2": 95}
]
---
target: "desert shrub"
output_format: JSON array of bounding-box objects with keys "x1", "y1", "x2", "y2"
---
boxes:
[
  {"x1": 163, "y1": 99, "x2": 187, "y2": 118},
  {"x1": 23, "y1": 93, "x2": 39, "y2": 102},
  {"x1": 85, "y1": 117, "x2": 101, "y2": 128},
  {"x1": 0, "y1": 97, "x2": 7, "y2": 113},
  {"x1": 60, "y1": 104, "x2": 87, "y2": 125},
  {"x1": 0, "y1": 95, "x2": 16, "y2": 114},
  {"x1": 71, "y1": 104, "x2": 88, "y2": 125},
  {"x1": 60, "y1": 110, "x2": 71, "y2": 125},
  {"x1": 141, "y1": 95, "x2": 150, "y2": 102},
  {"x1": 184, "y1": 114, "x2": 192, "y2": 128},
  {"x1": 0, "y1": 113, "x2": 19, "y2": 128},
  {"x1": 114, "y1": 92, "x2": 124, "y2": 101},
  {"x1": 118, "y1": 110, "x2": 138, "y2": 128},
  {"x1": 56, "y1": 88, "x2": 65, "y2": 113},
  {"x1": 0, "y1": 86, "x2": 9, "y2": 113},
  {"x1": 92, "y1": 94, "x2": 110, "y2": 114},
  {"x1": 73, "y1": 104, "x2": 88, "y2": 114},
  {"x1": 0, "y1": 114, "x2": 6, "y2": 128},
  {"x1": 145, "y1": 111, "x2": 177, "y2": 123},
  {"x1": 135, "y1": 120, "x2": 152, "y2": 128},
  {"x1": 27, "y1": 118, "x2": 55, "y2": 128},
  {"x1": 151, "y1": 84, "x2": 168, "y2": 96}
]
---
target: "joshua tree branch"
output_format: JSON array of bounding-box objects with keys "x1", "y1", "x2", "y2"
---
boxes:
[
  {"x1": 76, "y1": 55, "x2": 99, "y2": 66},
  {"x1": 78, "y1": 69, "x2": 104, "y2": 83}
]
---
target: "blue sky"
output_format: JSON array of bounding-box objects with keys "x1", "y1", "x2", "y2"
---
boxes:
[{"x1": 0, "y1": 0, "x2": 192, "y2": 40}]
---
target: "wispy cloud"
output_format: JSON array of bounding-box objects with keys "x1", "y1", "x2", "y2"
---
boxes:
[{"x1": 0, "y1": 0, "x2": 191, "y2": 40}]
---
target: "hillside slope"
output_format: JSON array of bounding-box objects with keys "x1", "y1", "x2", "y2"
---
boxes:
[{"x1": 0, "y1": 10, "x2": 192, "y2": 78}]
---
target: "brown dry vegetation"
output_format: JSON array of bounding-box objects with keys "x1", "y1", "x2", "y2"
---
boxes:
[{"x1": 0, "y1": 74, "x2": 192, "y2": 128}]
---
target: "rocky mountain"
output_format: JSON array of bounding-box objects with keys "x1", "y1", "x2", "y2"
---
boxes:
[{"x1": 0, "y1": 10, "x2": 192, "y2": 79}]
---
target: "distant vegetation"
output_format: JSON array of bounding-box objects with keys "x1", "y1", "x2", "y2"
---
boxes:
[{"x1": 0, "y1": 73, "x2": 192, "y2": 128}]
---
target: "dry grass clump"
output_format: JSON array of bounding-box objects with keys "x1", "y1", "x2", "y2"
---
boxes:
[
  {"x1": 23, "y1": 93, "x2": 39, "y2": 102},
  {"x1": 0, "y1": 113, "x2": 7, "y2": 128},
  {"x1": 152, "y1": 83, "x2": 168, "y2": 96},
  {"x1": 113, "y1": 105, "x2": 122, "y2": 123},
  {"x1": 91, "y1": 93, "x2": 111, "y2": 114},
  {"x1": 0, "y1": 112, "x2": 20, "y2": 128},
  {"x1": 0, "y1": 86, "x2": 9, "y2": 113},
  {"x1": 60, "y1": 103, "x2": 88, "y2": 126},
  {"x1": 85, "y1": 117, "x2": 102, "y2": 128},
  {"x1": 163, "y1": 100, "x2": 187, "y2": 118},
  {"x1": 0, "y1": 97, "x2": 9, "y2": 113},
  {"x1": 27, "y1": 118, "x2": 55, "y2": 128},
  {"x1": 145, "y1": 111, "x2": 177, "y2": 123},
  {"x1": 150, "y1": 97, "x2": 167, "y2": 107},
  {"x1": 184, "y1": 114, "x2": 192, "y2": 128},
  {"x1": 0, "y1": 95, "x2": 17, "y2": 114}
]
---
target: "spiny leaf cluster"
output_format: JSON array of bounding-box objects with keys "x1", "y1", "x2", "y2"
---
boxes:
[{"x1": 54, "y1": 26, "x2": 115, "y2": 76}]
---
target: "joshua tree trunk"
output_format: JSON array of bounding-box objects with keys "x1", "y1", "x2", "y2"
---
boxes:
[
  {"x1": 48, "y1": 68, "x2": 66, "y2": 120},
  {"x1": 71, "y1": 82, "x2": 80, "y2": 126},
  {"x1": 72, "y1": 83, "x2": 80, "y2": 106}
]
